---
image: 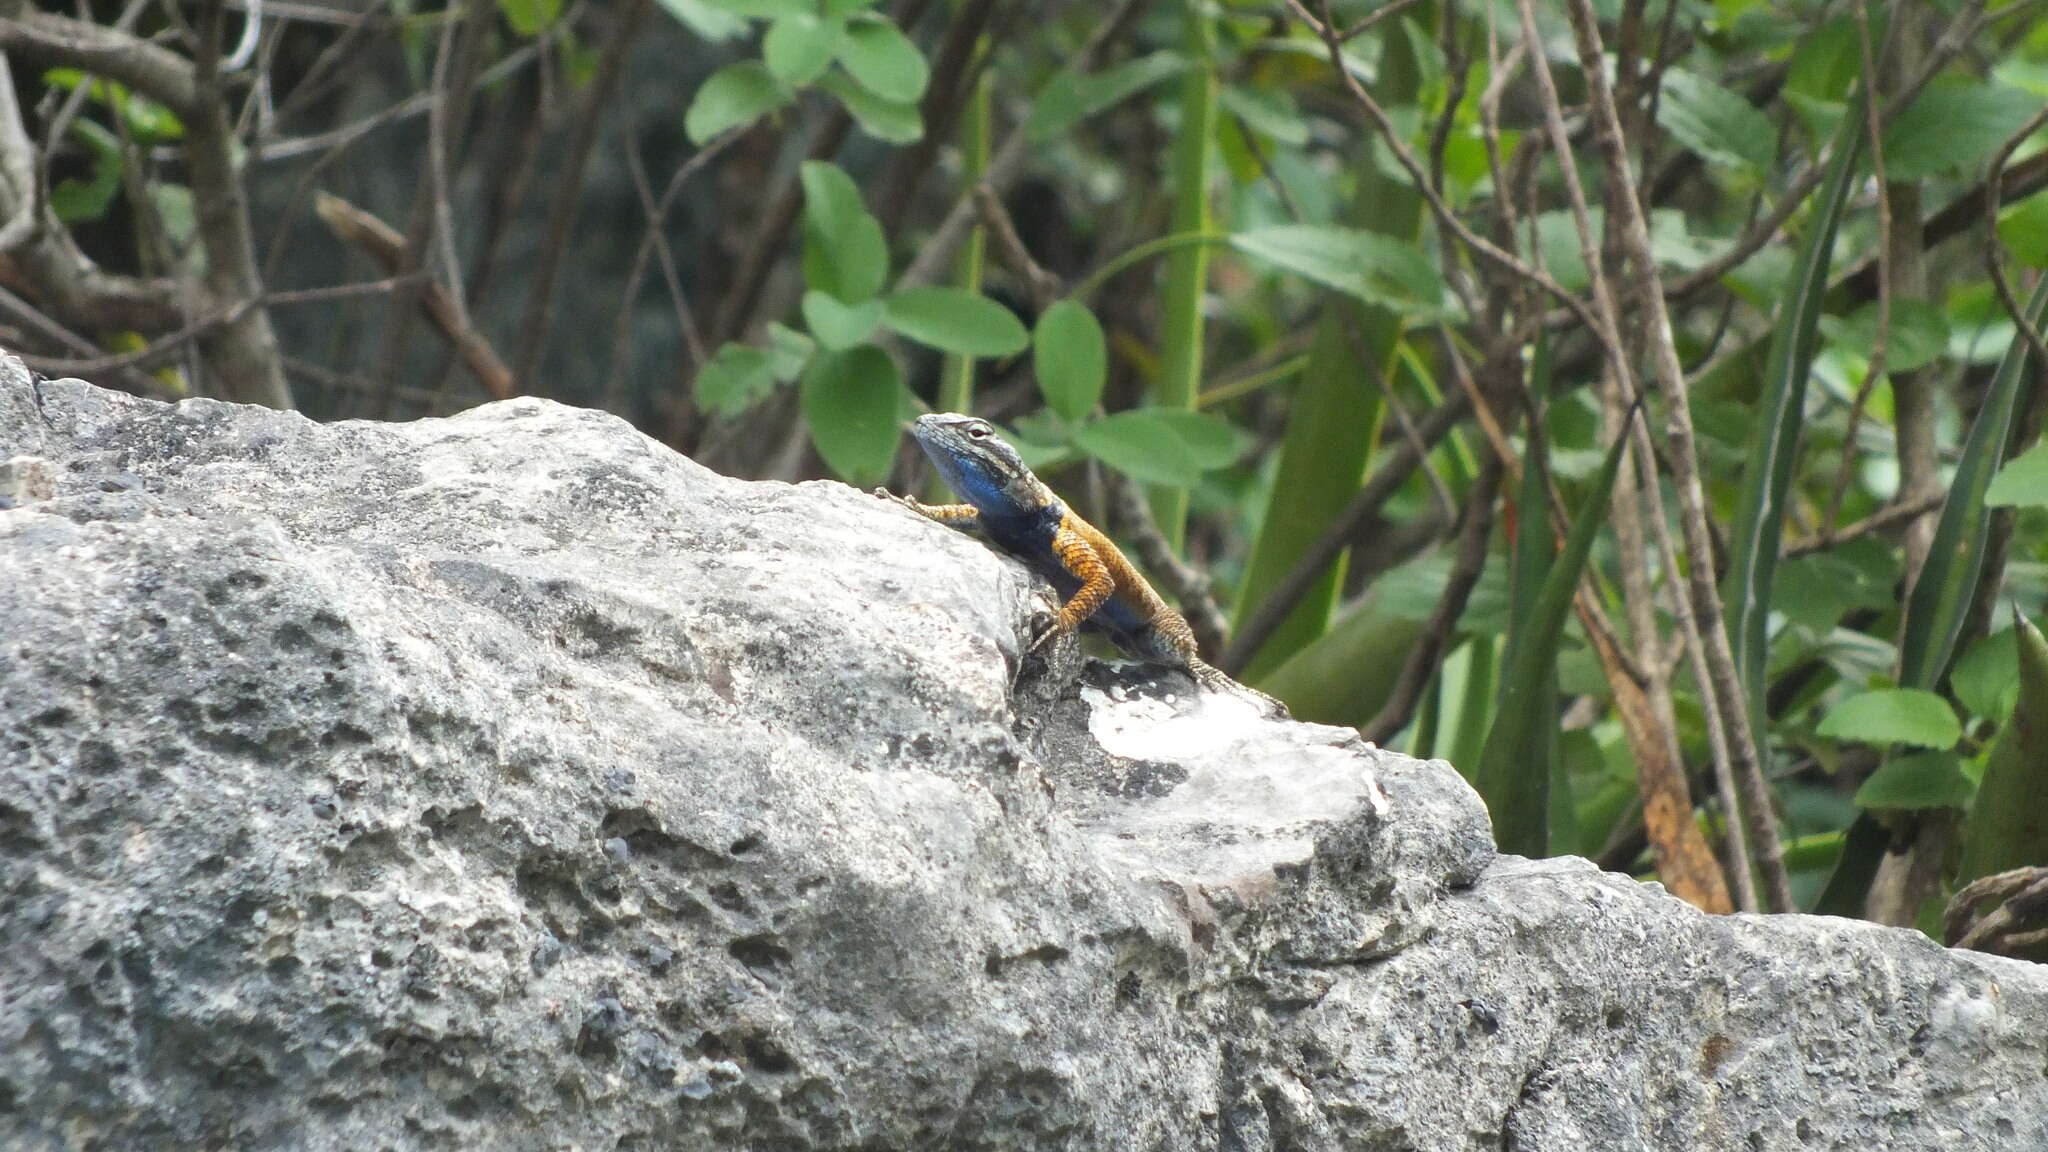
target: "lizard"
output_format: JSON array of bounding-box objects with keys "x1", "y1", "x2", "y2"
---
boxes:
[{"x1": 875, "y1": 412, "x2": 1284, "y2": 716}]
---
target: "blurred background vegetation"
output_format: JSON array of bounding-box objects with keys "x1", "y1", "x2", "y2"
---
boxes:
[{"x1": 5, "y1": 0, "x2": 2048, "y2": 955}]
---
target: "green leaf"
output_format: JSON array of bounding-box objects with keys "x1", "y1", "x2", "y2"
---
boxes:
[
  {"x1": 1854, "y1": 752, "x2": 1975, "y2": 810},
  {"x1": 654, "y1": 0, "x2": 749, "y2": 41},
  {"x1": 1027, "y1": 52, "x2": 1189, "y2": 142},
  {"x1": 839, "y1": 14, "x2": 928, "y2": 103},
  {"x1": 1901, "y1": 274, "x2": 2048, "y2": 689},
  {"x1": 1881, "y1": 82, "x2": 2042, "y2": 181},
  {"x1": 1817, "y1": 689, "x2": 1962, "y2": 750},
  {"x1": 1723, "y1": 84, "x2": 1863, "y2": 722},
  {"x1": 1218, "y1": 86, "x2": 1308, "y2": 146},
  {"x1": 798, "y1": 161, "x2": 888, "y2": 302},
  {"x1": 801, "y1": 290, "x2": 883, "y2": 350},
  {"x1": 1032, "y1": 300, "x2": 1107, "y2": 422},
  {"x1": 1230, "y1": 225, "x2": 1454, "y2": 319},
  {"x1": 1986, "y1": 442, "x2": 2048, "y2": 507},
  {"x1": 765, "y1": 322, "x2": 815, "y2": 381},
  {"x1": 1071, "y1": 409, "x2": 1241, "y2": 487},
  {"x1": 699, "y1": 0, "x2": 809, "y2": 16},
  {"x1": 799, "y1": 344, "x2": 902, "y2": 485},
  {"x1": 1773, "y1": 541, "x2": 1899, "y2": 634},
  {"x1": 881, "y1": 287, "x2": 1028, "y2": 356},
  {"x1": 1474, "y1": 418, "x2": 1634, "y2": 857},
  {"x1": 498, "y1": 0, "x2": 562, "y2": 36},
  {"x1": 1257, "y1": 593, "x2": 1425, "y2": 727},
  {"x1": 1818, "y1": 300, "x2": 1950, "y2": 374},
  {"x1": 763, "y1": 13, "x2": 842, "y2": 86},
  {"x1": 817, "y1": 69, "x2": 923, "y2": 143},
  {"x1": 694, "y1": 342, "x2": 779, "y2": 417},
  {"x1": 43, "y1": 69, "x2": 182, "y2": 141},
  {"x1": 1952, "y1": 628, "x2": 2020, "y2": 724},
  {"x1": 1997, "y1": 191, "x2": 2048, "y2": 270},
  {"x1": 684, "y1": 61, "x2": 793, "y2": 144},
  {"x1": 1657, "y1": 68, "x2": 1776, "y2": 175},
  {"x1": 49, "y1": 120, "x2": 121, "y2": 224},
  {"x1": 1958, "y1": 611, "x2": 2048, "y2": 883}
]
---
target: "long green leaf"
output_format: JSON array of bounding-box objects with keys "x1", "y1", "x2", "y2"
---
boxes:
[
  {"x1": 1722, "y1": 86, "x2": 1865, "y2": 721},
  {"x1": 1474, "y1": 422, "x2": 1631, "y2": 857},
  {"x1": 1146, "y1": 0, "x2": 1217, "y2": 552},
  {"x1": 1900, "y1": 273, "x2": 2048, "y2": 689},
  {"x1": 1957, "y1": 610, "x2": 2048, "y2": 884},
  {"x1": 1815, "y1": 251, "x2": 2048, "y2": 916},
  {"x1": 1230, "y1": 21, "x2": 1422, "y2": 681},
  {"x1": 1256, "y1": 594, "x2": 1425, "y2": 727},
  {"x1": 1502, "y1": 344, "x2": 1560, "y2": 849}
]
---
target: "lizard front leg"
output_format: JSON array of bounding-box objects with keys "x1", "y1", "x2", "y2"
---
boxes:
[
  {"x1": 1030, "y1": 519, "x2": 1115, "y2": 652},
  {"x1": 873, "y1": 488, "x2": 980, "y2": 526}
]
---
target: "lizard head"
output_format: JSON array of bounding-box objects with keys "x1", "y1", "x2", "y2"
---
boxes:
[{"x1": 908, "y1": 413, "x2": 1053, "y2": 514}]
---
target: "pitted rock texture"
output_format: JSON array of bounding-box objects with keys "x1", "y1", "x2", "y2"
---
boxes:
[{"x1": 2, "y1": 360, "x2": 2044, "y2": 1151}]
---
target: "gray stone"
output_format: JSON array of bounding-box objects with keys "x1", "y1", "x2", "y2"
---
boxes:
[{"x1": 2, "y1": 359, "x2": 2043, "y2": 1150}]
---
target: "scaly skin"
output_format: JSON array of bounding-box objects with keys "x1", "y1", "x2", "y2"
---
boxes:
[{"x1": 878, "y1": 412, "x2": 1282, "y2": 714}]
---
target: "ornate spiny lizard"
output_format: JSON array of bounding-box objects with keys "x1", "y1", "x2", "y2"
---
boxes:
[{"x1": 876, "y1": 412, "x2": 1283, "y2": 715}]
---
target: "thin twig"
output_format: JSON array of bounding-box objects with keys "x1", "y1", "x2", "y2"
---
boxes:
[
  {"x1": 1559, "y1": 0, "x2": 1793, "y2": 912},
  {"x1": 1822, "y1": 2, "x2": 1900, "y2": 535},
  {"x1": 1288, "y1": 0, "x2": 1620, "y2": 361},
  {"x1": 512, "y1": 0, "x2": 650, "y2": 395},
  {"x1": 1984, "y1": 105, "x2": 2048, "y2": 375},
  {"x1": 1360, "y1": 451, "x2": 1501, "y2": 746},
  {"x1": 316, "y1": 193, "x2": 511, "y2": 399},
  {"x1": 973, "y1": 184, "x2": 1063, "y2": 310},
  {"x1": 1783, "y1": 491, "x2": 1950, "y2": 558}
]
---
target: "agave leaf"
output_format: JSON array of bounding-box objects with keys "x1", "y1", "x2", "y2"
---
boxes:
[{"x1": 1474, "y1": 418, "x2": 1631, "y2": 856}]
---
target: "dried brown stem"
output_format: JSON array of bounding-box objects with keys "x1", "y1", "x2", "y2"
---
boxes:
[
  {"x1": 316, "y1": 193, "x2": 511, "y2": 400},
  {"x1": 1558, "y1": 0, "x2": 1793, "y2": 911}
]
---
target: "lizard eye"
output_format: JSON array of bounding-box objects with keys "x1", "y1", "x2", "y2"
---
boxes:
[{"x1": 967, "y1": 423, "x2": 991, "y2": 439}]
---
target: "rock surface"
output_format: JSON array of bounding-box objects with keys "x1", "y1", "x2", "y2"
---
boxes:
[{"x1": 2, "y1": 360, "x2": 2044, "y2": 1151}]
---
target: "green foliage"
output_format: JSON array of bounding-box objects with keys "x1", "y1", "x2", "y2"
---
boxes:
[
  {"x1": 1657, "y1": 69, "x2": 1776, "y2": 175},
  {"x1": 1817, "y1": 690, "x2": 1962, "y2": 751},
  {"x1": 799, "y1": 161, "x2": 888, "y2": 302},
  {"x1": 801, "y1": 291, "x2": 883, "y2": 349},
  {"x1": 1229, "y1": 226, "x2": 1453, "y2": 319},
  {"x1": 695, "y1": 343, "x2": 778, "y2": 417},
  {"x1": 1853, "y1": 753, "x2": 1974, "y2": 811},
  {"x1": 839, "y1": 15, "x2": 928, "y2": 103},
  {"x1": 1985, "y1": 443, "x2": 2048, "y2": 508},
  {"x1": 1723, "y1": 87, "x2": 1863, "y2": 723},
  {"x1": 1032, "y1": 301, "x2": 1107, "y2": 422},
  {"x1": 685, "y1": 61, "x2": 792, "y2": 143},
  {"x1": 1880, "y1": 82, "x2": 2042, "y2": 181},
  {"x1": 799, "y1": 346, "x2": 901, "y2": 485},
  {"x1": 1071, "y1": 409, "x2": 1243, "y2": 487},
  {"x1": 497, "y1": 0, "x2": 563, "y2": 36},
  {"x1": 1958, "y1": 613, "x2": 2048, "y2": 882},
  {"x1": 1027, "y1": 53, "x2": 1189, "y2": 142},
  {"x1": 881, "y1": 288, "x2": 1029, "y2": 357},
  {"x1": 1475, "y1": 420, "x2": 1632, "y2": 857},
  {"x1": 1900, "y1": 276, "x2": 2048, "y2": 690}
]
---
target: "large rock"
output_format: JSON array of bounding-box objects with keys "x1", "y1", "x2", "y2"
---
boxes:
[{"x1": 2, "y1": 361, "x2": 2042, "y2": 1151}]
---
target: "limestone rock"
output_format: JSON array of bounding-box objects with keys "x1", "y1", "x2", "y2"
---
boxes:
[{"x1": 2, "y1": 360, "x2": 2042, "y2": 1150}]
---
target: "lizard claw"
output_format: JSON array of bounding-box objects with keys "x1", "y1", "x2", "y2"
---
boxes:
[{"x1": 1025, "y1": 619, "x2": 1065, "y2": 656}]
